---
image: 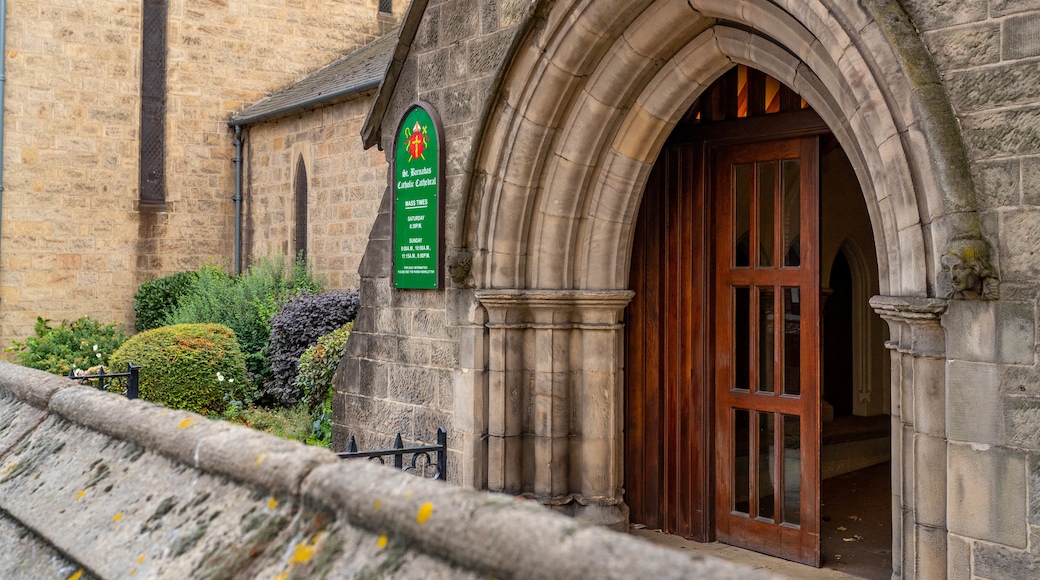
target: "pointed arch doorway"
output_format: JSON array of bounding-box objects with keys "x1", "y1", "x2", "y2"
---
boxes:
[{"x1": 624, "y1": 66, "x2": 889, "y2": 569}]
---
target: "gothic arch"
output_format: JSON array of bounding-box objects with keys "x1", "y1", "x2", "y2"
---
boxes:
[{"x1": 468, "y1": 0, "x2": 984, "y2": 298}]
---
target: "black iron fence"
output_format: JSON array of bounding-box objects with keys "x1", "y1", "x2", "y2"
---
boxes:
[
  {"x1": 68, "y1": 363, "x2": 140, "y2": 400},
  {"x1": 338, "y1": 428, "x2": 446, "y2": 481}
]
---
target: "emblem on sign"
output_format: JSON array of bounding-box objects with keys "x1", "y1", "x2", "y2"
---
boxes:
[{"x1": 406, "y1": 121, "x2": 428, "y2": 161}]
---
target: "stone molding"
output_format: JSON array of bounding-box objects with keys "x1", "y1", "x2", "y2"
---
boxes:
[{"x1": 476, "y1": 288, "x2": 635, "y2": 529}]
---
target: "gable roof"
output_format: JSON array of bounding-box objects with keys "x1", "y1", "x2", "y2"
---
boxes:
[
  {"x1": 229, "y1": 31, "x2": 398, "y2": 127},
  {"x1": 360, "y1": 0, "x2": 430, "y2": 149}
]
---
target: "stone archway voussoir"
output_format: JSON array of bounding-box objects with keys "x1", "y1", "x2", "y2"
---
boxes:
[
  {"x1": 623, "y1": 2, "x2": 709, "y2": 60},
  {"x1": 611, "y1": 105, "x2": 672, "y2": 165},
  {"x1": 556, "y1": 91, "x2": 624, "y2": 168}
]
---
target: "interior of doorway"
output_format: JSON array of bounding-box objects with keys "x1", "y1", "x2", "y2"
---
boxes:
[
  {"x1": 623, "y1": 64, "x2": 892, "y2": 577},
  {"x1": 817, "y1": 139, "x2": 891, "y2": 577}
]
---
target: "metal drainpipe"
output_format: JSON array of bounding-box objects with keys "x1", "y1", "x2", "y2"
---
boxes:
[{"x1": 232, "y1": 125, "x2": 243, "y2": 275}]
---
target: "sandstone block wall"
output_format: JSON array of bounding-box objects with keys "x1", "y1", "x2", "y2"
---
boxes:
[
  {"x1": 902, "y1": 0, "x2": 1040, "y2": 575},
  {"x1": 335, "y1": 0, "x2": 529, "y2": 486},
  {"x1": 0, "y1": 362, "x2": 773, "y2": 580},
  {"x1": 3, "y1": 0, "x2": 397, "y2": 347},
  {"x1": 243, "y1": 96, "x2": 388, "y2": 291}
]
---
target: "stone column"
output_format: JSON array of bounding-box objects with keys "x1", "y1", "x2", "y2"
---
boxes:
[
  {"x1": 870, "y1": 295, "x2": 949, "y2": 580},
  {"x1": 476, "y1": 289, "x2": 634, "y2": 530}
]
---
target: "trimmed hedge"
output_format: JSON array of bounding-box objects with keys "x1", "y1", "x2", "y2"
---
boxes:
[
  {"x1": 264, "y1": 290, "x2": 359, "y2": 406},
  {"x1": 108, "y1": 323, "x2": 247, "y2": 415},
  {"x1": 133, "y1": 270, "x2": 199, "y2": 332}
]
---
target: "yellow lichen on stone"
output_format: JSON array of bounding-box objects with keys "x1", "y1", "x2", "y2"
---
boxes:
[
  {"x1": 177, "y1": 418, "x2": 195, "y2": 429},
  {"x1": 76, "y1": 489, "x2": 85, "y2": 500},
  {"x1": 417, "y1": 502, "x2": 433, "y2": 524},
  {"x1": 377, "y1": 534, "x2": 388, "y2": 549},
  {"x1": 113, "y1": 512, "x2": 123, "y2": 522},
  {"x1": 254, "y1": 454, "x2": 267, "y2": 467},
  {"x1": 130, "y1": 569, "x2": 136, "y2": 576},
  {"x1": 138, "y1": 554, "x2": 145, "y2": 563},
  {"x1": 374, "y1": 499, "x2": 382, "y2": 511},
  {"x1": 267, "y1": 496, "x2": 278, "y2": 510},
  {"x1": 289, "y1": 531, "x2": 326, "y2": 564},
  {"x1": 67, "y1": 569, "x2": 83, "y2": 580},
  {"x1": 273, "y1": 572, "x2": 288, "y2": 580}
]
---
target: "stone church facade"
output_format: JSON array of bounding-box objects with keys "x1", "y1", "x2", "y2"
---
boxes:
[
  {"x1": 1, "y1": 0, "x2": 399, "y2": 345},
  {"x1": 333, "y1": 0, "x2": 1040, "y2": 577}
]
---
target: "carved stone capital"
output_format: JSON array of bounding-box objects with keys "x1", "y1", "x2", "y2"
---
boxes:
[{"x1": 870, "y1": 295, "x2": 949, "y2": 357}]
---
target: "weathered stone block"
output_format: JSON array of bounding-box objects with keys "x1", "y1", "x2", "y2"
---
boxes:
[
  {"x1": 949, "y1": 61, "x2": 1040, "y2": 113},
  {"x1": 901, "y1": 0, "x2": 988, "y2": 32},
  {"x1": 388, "y1": 365, "x2": 440, "y2": 406},
  {"x1": 924, "y1": 23, "x2": 1001, "y2": 69},
  {"x1": 973, "y1": 536, "x2": 1040, "y2": 578},
  {"x1": 358, "y1": 358, "x2": 389, "y2": 398},
  {"x1": 944, "y1": 300, "x2": 1036, "y2": 365},
  {"x1": 971, "y1": 158, "x2": 1020, "y2": 209},
  {"x1": 914, "y1": 356, "x2": 945, "y2": 437},
  {"x1": 915, "y1": 524, "x2": 947, "y2": 580},
  {"x1": 915, "y1": 433, "x2": 947, "y2": 527},
  {"x1": 1024, "y1": 156, "x2": 1040, "y2": 207},
  {"x1": 948, "y1": 532, "x2": 972, "y2": 580},
  {"x1": 1029, "y1": 453, "x2": 1040, "y2": 525},
  {"x1": 948, "y1": 442, "x2": 1027, "y2": 548},
  {"x1": 1006, "y1": 397, "x2": 1040, "y2": 449},
  {"x1": 962, "y1": 106, "x2": 1040, "y2": 159},
  {"x1": 1003, "y1": 12, "x2": 1040, "y2": 59},
  {"x1": 946, "y1": 360, "x2": 1002, "y2": 444},
  {"x1": 343, "y1": 394, "x2": 413, "y2": 436}
]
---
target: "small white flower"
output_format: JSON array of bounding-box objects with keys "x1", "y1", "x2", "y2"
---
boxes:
[
  {"x1": 228, "y1": 378, "x2": 233, "y2": 383},
  {"x1": 93, "y1": 344, "x2": 98, "y2": 352},
  {"x1": 96, "y1": 353, "x2": 102, "y2": 359},
  {"x1": 217, "y1": 372, "x2": 225, "y2": 382}
]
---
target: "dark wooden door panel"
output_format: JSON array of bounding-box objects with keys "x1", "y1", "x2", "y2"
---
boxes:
[{"x1": 625, "y1": 144, "x2": 711, "y2": 541}]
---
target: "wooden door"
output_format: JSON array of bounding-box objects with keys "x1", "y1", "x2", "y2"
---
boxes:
[
  {"x1": 626, "y1": 143, "x2": 712, "y2": 540},
  {"x1": 713, "y1": 137, "x2": 820, "y2": 566}
]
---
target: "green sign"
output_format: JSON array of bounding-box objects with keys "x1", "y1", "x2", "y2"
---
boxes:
[{"x1": 393, "y1": 104, "x2": 442, "y2": 289}]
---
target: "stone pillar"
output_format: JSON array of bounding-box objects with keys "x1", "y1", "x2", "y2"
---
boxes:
[
  {"x1": 870, "y1": 295, "x2": 949, "y2": 580},
  {"x1": 476, "y1": 289, "x2": 634, "y2": 530}
]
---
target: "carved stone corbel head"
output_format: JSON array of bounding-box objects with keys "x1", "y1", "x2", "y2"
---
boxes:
[{"x1": 941, "y1": 237, "x2": 1000, "y2": 300}]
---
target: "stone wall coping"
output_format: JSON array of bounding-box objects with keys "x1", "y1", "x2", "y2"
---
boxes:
[{"x1": 0, "y1": 362, "x2": 774, "y2": 579}]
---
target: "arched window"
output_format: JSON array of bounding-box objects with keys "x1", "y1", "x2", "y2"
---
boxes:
[{"x1": 294, "y1": 155, "x2": 308, "y2": 260}]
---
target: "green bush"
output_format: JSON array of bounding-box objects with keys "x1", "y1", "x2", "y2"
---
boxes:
[
  {"x1": 108, "y1": 323, "x2": 247, "y2": 415},
  {"x1": 295, "y1": 323, "x2": 352, "y2": 413},
  {"x1": 133, "y1": 270, "x2": 199, "y2": 332},
  {"x1": 295, "y1": 323, "x2": 351, "y2": 447},
  {"x1": 7, "y1": 317, "x2": 128, "y2": 376},
  {"x1": 166, "y1": 257, "x2": 322, "y2": 382}
]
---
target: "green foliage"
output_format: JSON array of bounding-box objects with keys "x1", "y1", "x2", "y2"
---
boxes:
[
  {"x1": 294, "y1": 323, "x2": 351, "y2": 448},
  {"x1": 223, "y1": 403, "x2": 314, "y2": 443},
  {"x1": 7, "y1": 317, "x2": 127, "y2": 376},
  {"x1": 166, "y1": 257, "x2": 323, "y2": 381},
  {"x1": 108, "y1": 323, "x2": 248, "y2": 415},
  {"x1": 133, "y1": 270, "x2": 199, "y2": 332},
  {"x1": 295, "y1": 323, "x2": 352, "y2": 413}
]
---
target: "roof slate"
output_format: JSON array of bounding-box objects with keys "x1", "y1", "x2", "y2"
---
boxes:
[{"x1": 230, "y1": 31, "x2": 397, "y2": 126}]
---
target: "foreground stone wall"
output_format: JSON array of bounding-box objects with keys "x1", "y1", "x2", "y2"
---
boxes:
[
  {"x1": 3, "y1": 0, "x2": 396, "y2": 347},
  {"x1": 0, "y1": 362, "x2": 770, "y2": 579},
  {"x1": 243, "y1": 95, "x2": 388, "y2": 291}
]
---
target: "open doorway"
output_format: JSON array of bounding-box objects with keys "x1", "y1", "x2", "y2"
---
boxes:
[{"x1": 625, "y1": 64, "x2": 891, "y2": 576}]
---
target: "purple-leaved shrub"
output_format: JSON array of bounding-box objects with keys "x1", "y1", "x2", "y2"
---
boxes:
[{"x1": 264, "y1": 290, "x2": 359, "y2": 406}]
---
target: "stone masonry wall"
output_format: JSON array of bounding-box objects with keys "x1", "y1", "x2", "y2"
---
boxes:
[
  {"x1": 0, "y1": 361, "x2": 772, "y2": 580},
  {"x1": 902, "y1": 1, "x2": 1040, "y2": 576},
  {"x1": 334, "y1": 0, "x2": 531, "y2": 486},
  {"x1": 243, "y1": 95, "x2": 387, "y2": 291},
  {"x1": 3, "y1": 0, "x2": 397, "y2": 348}
]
